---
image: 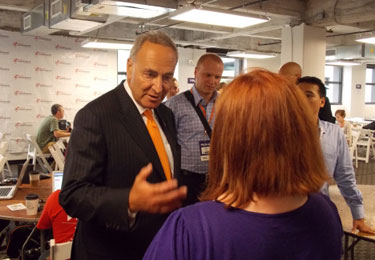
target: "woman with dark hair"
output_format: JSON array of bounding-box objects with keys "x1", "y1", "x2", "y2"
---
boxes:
[{"x1": 143, "y1": 69, "x2": 342, "y2": 260}]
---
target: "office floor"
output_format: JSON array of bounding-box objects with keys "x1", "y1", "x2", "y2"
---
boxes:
[{"x1": 1, "y1": 159, "x2": 375, "y2": 259}]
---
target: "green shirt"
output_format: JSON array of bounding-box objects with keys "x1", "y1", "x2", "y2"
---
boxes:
[{"x1": 36, "y1": 115, "x2": 59, "y2": 150}]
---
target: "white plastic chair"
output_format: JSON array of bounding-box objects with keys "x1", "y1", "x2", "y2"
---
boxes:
[
  {"x1": 349, "y1": 130, "x2": 361, "y2": 168},
  {"x1": 24, "y1": 133, "x2": 53, "y2": 173},
  {"x1": 48, "y1": 144, "x2": 65, "y2": 171},
  {"x1": 0, "y1": 141, "x2": 12, "y2": 178},
  {"x1": 50, "y1": 239, "x2": 72, "y2": 260},
  {"x1": 0, "y1": 155, "x2": 8, "y2": 180},
  {"x1": 356, "y1": 129, "x2": 375, "y2": 163}
]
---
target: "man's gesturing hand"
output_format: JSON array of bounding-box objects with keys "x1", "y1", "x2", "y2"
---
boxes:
[{"x1": 129, "y1": 163, "x2": 187, "y2": 214}]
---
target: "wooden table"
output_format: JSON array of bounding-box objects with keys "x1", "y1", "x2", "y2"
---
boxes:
[
  {"x1": 330, "y1": 184, "x2": 375, "y2": 260},
  {"x1": 0, "y1": 178, "x2": 51, "y2": 222},
  {"x1": 0, "y1": 178, "x2": 52, "y2": 259}
]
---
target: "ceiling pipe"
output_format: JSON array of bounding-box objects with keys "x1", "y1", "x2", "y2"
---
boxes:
[{"x1": 326, "y1": 29, "x2": 375, "y2": 38}]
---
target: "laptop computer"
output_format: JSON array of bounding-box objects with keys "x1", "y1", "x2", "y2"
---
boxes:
[
  {"x1": 52, "y1": 171, "x2": 63, "y2": 192},
  {"x1": 0, "y1": 158, "x2": 30, "y2": 200}
]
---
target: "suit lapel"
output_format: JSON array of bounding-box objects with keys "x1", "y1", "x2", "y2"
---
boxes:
[{"x1": 114, "y1": 84, "x2": 166, "y2": 181}]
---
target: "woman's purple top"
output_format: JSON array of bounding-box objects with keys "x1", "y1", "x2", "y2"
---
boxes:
[{"x1": 144, "y1": 193, "x2": 342, "y2": 260}]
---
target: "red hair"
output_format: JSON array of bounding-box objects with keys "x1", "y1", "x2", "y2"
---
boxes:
[{"x1": 201, "y1": 69, "x2": 328, "y2": 207}]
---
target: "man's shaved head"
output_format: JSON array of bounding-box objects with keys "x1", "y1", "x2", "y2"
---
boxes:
[{"x1": 279, "y1": 62, "x2": 302, "y2": 83}]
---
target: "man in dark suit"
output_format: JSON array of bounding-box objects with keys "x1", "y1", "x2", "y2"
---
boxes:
[{"x1": 59, "y1": 31, "x2": 187, "y2": 260}]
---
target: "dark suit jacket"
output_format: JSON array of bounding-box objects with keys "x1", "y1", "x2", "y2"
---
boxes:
[{"x1": 59, "y1": 81, "x2": 180, "y2": 260}]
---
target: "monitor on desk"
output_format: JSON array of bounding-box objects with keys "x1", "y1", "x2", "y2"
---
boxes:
[{"x1": 52, "y1": 171, "x2": 63, "y2": 192}]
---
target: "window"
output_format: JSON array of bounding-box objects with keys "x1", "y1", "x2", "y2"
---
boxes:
[
  {"x1": 221, "y1": 57, "x2": 243, "y2": 83},
  {"x1": 325, "y1": 65, "x2": 343, "y2": 105},
  {"x1": 365, "y1": 65, "x2": 375, "y2": 104}
]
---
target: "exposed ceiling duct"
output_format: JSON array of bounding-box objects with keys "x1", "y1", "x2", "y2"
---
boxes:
[
  {"x1": 85, "y1": 0, "x2": 176, "y2": 19},
  {"x1": 49, "y1": 0, "x2": 108, "y2": 32},
  {"x1": 326, "y1": 44, "x2": 375, "y2": 63},
  {"x1": 0, "y1": 0, "x2": 374, "y2": 60},
  {"x1": 21, "y1": 0, "x2": 59, "y2": 35}
]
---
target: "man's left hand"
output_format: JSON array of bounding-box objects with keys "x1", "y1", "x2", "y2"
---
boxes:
[{"x1": 352, "y1": 219, "x2": 375, "y2": 234}]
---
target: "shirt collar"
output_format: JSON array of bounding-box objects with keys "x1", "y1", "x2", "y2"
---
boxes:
[
  {"x1": 318, "y1": 119, "x2": 326, "y2": 137},
  {"x1": 123, "y1": 80, "x2": 152, "y2": 116},
  {"x1": 192, "y1": 85, "x2": 218, "y2": 106}
]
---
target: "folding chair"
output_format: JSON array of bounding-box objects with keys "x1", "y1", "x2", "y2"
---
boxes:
[
  {"x1": 356, "y1": 129, "x2": 375, "y2": 163},
  {"x1": 0, "y1": 155, "x2": 8, "y2": 180},
  {"x1": 0, "y1": 141, "x2": 12, "y2": 178},
  {"x1": 50, "y1": 239, "x2": 72, "y2": 260},
  {"x1": 349, "y1": 130, "x2": 361, "y2": 168},
  {"x1": 24, "y1": 133, "x2": 53, "y2": 173},
  {"x1": 48, "y1": 144, "x2": 65, "y2": 171}
]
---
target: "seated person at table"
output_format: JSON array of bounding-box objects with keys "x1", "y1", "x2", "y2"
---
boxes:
[
  {"x1": 143, "y1": 69, "x2": 343, "y2": 260},
  {"x1": 335, "y1": 109, "x2": 352, "y2": 145},
  {"x1": 37, "y1": 190, "x2": 77, "y2": 260},
  {"x1": 36, "y1": 104, "x2": 71, "y2": 153}
]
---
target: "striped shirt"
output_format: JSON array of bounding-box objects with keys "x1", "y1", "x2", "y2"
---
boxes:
[{"x1": 165, "y1": 86, "x2": 217, "y2": 174}]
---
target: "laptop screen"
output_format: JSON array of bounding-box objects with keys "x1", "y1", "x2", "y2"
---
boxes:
[{"x1": 52, "y1": 171, "x2": 64, "y2": 192}]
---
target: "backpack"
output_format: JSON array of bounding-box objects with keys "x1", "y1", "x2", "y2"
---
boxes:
[{"x1": 6, "y1": 224, "x2": 41, "y2": 260}]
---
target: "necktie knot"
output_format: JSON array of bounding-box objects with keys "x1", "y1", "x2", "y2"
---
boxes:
[
  {"x1": 143, "y1": 109, "x2": 153, "y2": 120},
  {"x1": 143, "y1": 110, "x2": 157, "y2": 128}
]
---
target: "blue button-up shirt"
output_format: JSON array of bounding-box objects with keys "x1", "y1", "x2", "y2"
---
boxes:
[
  {"x1": 320, "y1": 120, "x2": 364, "y2": 219},
  {"x1": 165, "y1": 86, "x2": 217, "y2": 174}
]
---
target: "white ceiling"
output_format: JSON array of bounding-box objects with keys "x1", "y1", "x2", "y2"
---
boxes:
[{"x1": 0, "y1": 0, "x2": 374, "y2": 57}]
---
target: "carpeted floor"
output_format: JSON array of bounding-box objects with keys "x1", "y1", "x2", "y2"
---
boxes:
[{"x1": 344, "y1": 158, "x2": 375, "y2": 260}]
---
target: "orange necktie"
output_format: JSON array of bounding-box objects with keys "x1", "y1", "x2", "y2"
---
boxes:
[{"x1": 143, "y1": 110, "x2": 172, "y2": 180}]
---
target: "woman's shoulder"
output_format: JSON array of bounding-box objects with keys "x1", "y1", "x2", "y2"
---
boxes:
[
  {"x1": 306, "y1": 193, "x2": 339, "y2": 215},
  {"x1": 173, "y1": 201, "x2": 227, "y2": 224},
  {"x1": 180, "y1": 201, "x2": 223, "y2": 216}
]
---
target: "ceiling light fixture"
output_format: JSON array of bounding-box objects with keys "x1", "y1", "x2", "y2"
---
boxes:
[
  {"x1": 170, "y1": 6, "x2": 268, "y2": 28},
  {"x1": 81, "y1": 39, "x2": 133, "y2": 50},
  {"x1": 227, "y1": 51, "x2": 277, "y2": 59},
  {"x1": 356, "y1": 37, "x2": 375, "y2": 44},
  {"x1": 325, "y1": 60, "x2": 361, "y2": 66}
]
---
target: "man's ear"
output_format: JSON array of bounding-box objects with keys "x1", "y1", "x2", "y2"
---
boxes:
[
  {"x1": 320, "y1": 96, "x2": 326, "y2": 108},
  {"x1": 194, "y1": 66, "x2": 199, "y2": 79},
  {"x1": 126, "y1": 58, "x2": 133, "y2": 83}
]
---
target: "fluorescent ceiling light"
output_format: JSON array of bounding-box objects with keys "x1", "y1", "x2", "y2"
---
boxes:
[
  {"x1": 87, "y1": 1, "x2": 174, "y2": 19},
  {"x1": 82, "y1": 39, "x2": 133, "y2": 50},
  {"x1": 325, "y1": 61, "x2": 361, "y2": 66},
  {"x1": 356, "y1": 37, "x2": 375, "y2": 44},
  {"x1": 227, "y1": 51, "x2": 276, "y2": 59},
  {"x1": 170, "y1": 7, "x2": 268, "y2": 28}
]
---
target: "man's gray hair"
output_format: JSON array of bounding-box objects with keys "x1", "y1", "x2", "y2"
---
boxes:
[{"x1": 129, "y1": 31, "x2": 178, "y2": 60}]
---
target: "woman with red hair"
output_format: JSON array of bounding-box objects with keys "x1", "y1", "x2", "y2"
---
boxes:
[{"x1": 144, "y1": 69, "x2": 342, "y2": 260}]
